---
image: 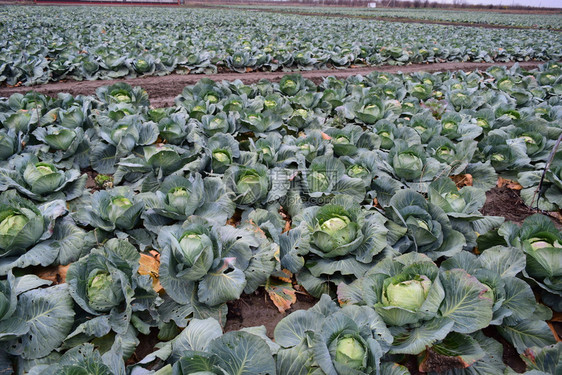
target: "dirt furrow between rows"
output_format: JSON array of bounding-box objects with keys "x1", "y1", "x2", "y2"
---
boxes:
[{"x1": 0, "y1": 61, "x2": 545, "y2": 108}]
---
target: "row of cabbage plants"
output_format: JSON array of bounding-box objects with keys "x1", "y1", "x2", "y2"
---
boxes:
[
  {"x1": 1, "y1": 6, "x2": 561, "y2": 86},
  {"x1": 0, "y1": 63, "x2": 561, "y2": 374},
  {"x1": 224, "y1": 5, "x2": 562, "y2": 30}
]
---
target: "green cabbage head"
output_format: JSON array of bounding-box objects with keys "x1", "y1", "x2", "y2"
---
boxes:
[
  {"x1": 86, "y1": 270, "x2": 124, "y2": 312},
  {"x1": 310, "y1": 205, "x2": 362, "y2": 257},
  {"x1": 382, "y1": 275, "x2": 431, "y2": 311},
  {"x1": 232, "y1": 166, "x2": 269, "y2": 205},
  {"x1": 393, "y1": 152, "x2": 423, "y2": 180},
  {"x1": 23, "y1": 162, "x2": 65, "y2": 195},
  {"x1": 166, "y1": 187, "x2": 191, "y2": 214},
  {"x1": 335, "y1": 336, "x2": 367, "y2": 370},
  {"x1": 177, "y1": 232, "x2": 213, "y2": 268},
  {"x1": 108, "y1": 196, "x2": 134, "y2": 223},
  {"x1": 0, "y1": 201, "x2": 44, "y2": 256}
]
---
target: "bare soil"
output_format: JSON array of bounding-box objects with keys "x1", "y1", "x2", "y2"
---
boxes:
[
  {"x1": 481, "y1": 186, "x2": 538, "y2": 224},
  {"x1": 0, "y1": 61, "x2": 545, "y2": 108},
  {"x1": 481, "y1": 186, "x2": 562, "y2": 228},
  {"x1": 224, "y1": 288, "x2": 317, "y2": 338}
]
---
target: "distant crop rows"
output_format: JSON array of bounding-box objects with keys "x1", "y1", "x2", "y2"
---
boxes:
[
  {"x1": 0, "y1": 6, "x2": 561, "y2": 86},
  {"x1": 226, "y1": 5, "x2": 562, "y2": 30}
]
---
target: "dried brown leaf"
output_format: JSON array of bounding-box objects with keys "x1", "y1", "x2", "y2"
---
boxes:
[
  {"x1": 139, "y1": 253, "x2": 162, "y2": 293},
  {"x1": 450, "y1": 173, "x2": 473, "y2": 188},
  {"x1": 36, "y1": 265, "x2": 69, "y2": 285},
  {"x1": 497, "y1": 177, "x2": 523, "y2": 190}
]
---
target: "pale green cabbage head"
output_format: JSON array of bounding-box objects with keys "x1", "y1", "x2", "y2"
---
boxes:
[
  {"x1": 382, "y1": 275, "x2": 431, "y2": 311},
  {"x1": 86, "y1": 271, "x2": 124, "y2": 312},
  {"x1": 335, "y1": 336, "x2": 366, "y2": 370}
]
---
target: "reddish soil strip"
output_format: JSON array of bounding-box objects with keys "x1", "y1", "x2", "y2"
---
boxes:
[{"x1": 0, "y1": 61, "x2": 545, "y2": 108}]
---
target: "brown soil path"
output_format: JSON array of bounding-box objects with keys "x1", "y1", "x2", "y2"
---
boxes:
[{"x1": 0, "y1": 61, "x2": 545, "y2": 108}]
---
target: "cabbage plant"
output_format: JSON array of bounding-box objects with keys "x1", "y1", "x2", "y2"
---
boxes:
[
  {"x1": 157, "y1": 217, "x2": 277, "y2": 316},
  {"x1": 278, "y1": 74, "x2": 308, "y2": 96},
  {"x1": 299, "y1": 155, "x2": 365, "y2": 203},
  {"x1": 239, "y1": 110, "x2": 283, "y2": 135},
  {"x1": 386, "y1": 140, "x2": 450, "y2": 187},
  {"x1": 387, "y1": 189, "x2": 466, "y2": 259},
  {"x1": 156, "y1": 113, "x2": 189, "y2": 145},
  {"x1": 324, "y1": 125, "x2": 379, "y2": 157},
  {"x1": 200, "y1": 113, "x2": 237, "y2": 136},
  {"x1": 0, "y1": 190, "x2": 66, "y2": 265},
  {"x1": 206, "y1": 133, "x2": 240, "y2": 174},
  {"x1": 274, "y1": 295, "x2": 391, "y2": 375},
  {"x1": 32, "y1": 125, "x2": 90, "y2": 168},
  {"x1": 143, "y1": 174, "x2": 235, "y2": 228},
  {"x1": 282, "y1": 196, "x2": 391, "y2": 297},
  {"x1": 224, "y1": 164, "x2": 270, "y2": 205},
  {"x1": 477, "y1": 133, "x2": 530, "y2": 172},
  {"x1": 66, "y1": 238, "x2": 158, "y2": 347},
  {"x1": 428, "y1": 177, "x2": 504, "y2": 249},
  {"x1": 339, "y1": 253, "x2": 495, "y2": 355},
  {"x1": 0, "y1": 154, "x2": 86, "y2": 201},
  {"x1": 72, "y1": 187, "x2": 144, "y2": 232},
  {"x1": 499, "y1": 214, "x2": 562, "y2": 310},
  {"x1": 95, "y1": 82, "x2": 150, "y2": 107}
]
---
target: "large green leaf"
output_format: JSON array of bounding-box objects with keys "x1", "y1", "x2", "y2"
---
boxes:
[
  {"x1": 439, "y1": 269, "x2": 493, "y2": 333},
  {"x1": 6, "y1": 285, "x2": 75, "y2": 359},
  {"x1": 0, "y1": 241, "x2": 59, "y2": 276},
  {"x1": 390, "y1": 317, "x2": 454, "y2": 355},
  {"x1": 173, "y1": 351, "x2": 228, "y2": 375},
  {"x1": 171, "y1": 318, "x2": 223, "y2": 359},
  {"x1": 274, "y1": 309, "x2": 323, "y2": 348},
  {"x1": 498, "y1": 320, "x2": 557, "y2": 354},
  {"x1": 198, "y1": 259, "x2": 246, "y2": 306},
  {"x1": 501, "y1": 277, "x2": 536, "y2": 323},
  {"x1": 208, "y1": 331, "x2": 277, "y2": 375},
  {"x1": 276, "y1": 341, "x2": 318, "y2": 375},
  {"x1": 478, "y1": 245, "x2": 526, "y2": 278}
]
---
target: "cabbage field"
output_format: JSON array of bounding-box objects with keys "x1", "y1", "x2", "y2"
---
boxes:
[
  {"x1": 1, "y1": 6, "x2": 561, "y2": 86},
  {"x1": 1, "y1": 4, "x2": 562, "y2": 375},
  {"x1": 1, "y1": 59, "x2": 561, "y2": 374},
  {"x1": 225, "y1": 5, "x2": 562, "y2": 30}
]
